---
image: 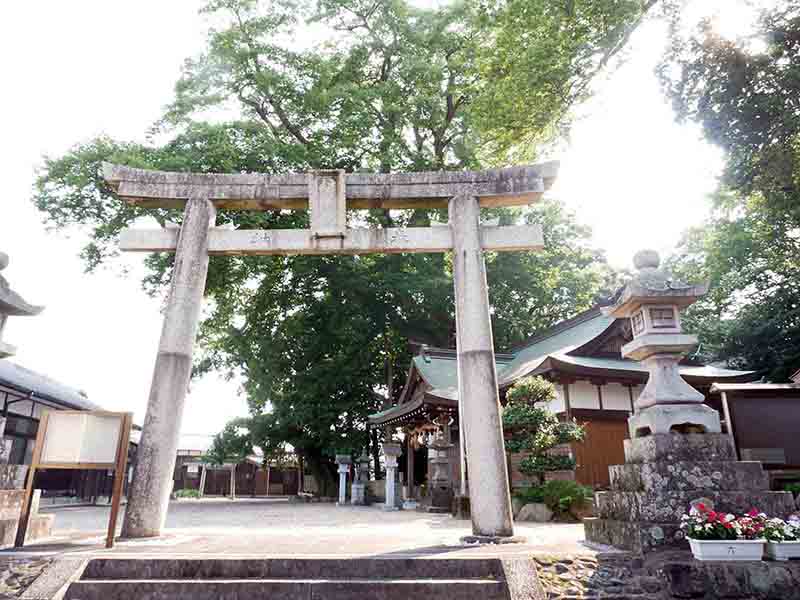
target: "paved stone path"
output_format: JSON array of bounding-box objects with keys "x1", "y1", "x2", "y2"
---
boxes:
[{"x1": 22, "y1": 498, "x2": 599, "y2": 558}]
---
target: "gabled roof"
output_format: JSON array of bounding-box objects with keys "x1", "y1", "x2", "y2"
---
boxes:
[
  {"x1": 0, "y1": 360, "x2": 102, "y2": 411},
  {"x1": 394, "y1": 306, "x2": 756, "y2": 405}
]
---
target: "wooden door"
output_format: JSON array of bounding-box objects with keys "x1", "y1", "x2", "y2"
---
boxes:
[{"x1": 572, "y1": 419, "x2": 628, "y2": 489}]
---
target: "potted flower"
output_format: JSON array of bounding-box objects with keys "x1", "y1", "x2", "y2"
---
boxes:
[
  {"x1": 680, "y1": 505, "x2": 766, "y2": 561},
  {"x1": 764, "y1": 516, "x2": 800, "y2": 561}
]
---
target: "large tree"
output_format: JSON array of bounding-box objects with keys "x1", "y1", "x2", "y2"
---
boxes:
[
  {"x1": 34, "y1": 0, "x2": 654, "y2": 489},
  {"x1": 660, "y1": 2, "x2": 800, "y2": 380}
]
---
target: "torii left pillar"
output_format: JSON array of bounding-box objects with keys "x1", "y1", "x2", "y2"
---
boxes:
[{"x1": 122, "y1": 196, "x2": 215, "y2": 538}]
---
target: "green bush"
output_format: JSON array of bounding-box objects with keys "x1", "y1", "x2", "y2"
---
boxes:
[
  {"x1": 175, "y1": 488, "x2": 202, "y2": 499},
  {"x1": 783, "y1": 482, "x2": 800, "y2": 496},
  {"x1": 513, "y1": 486, "x2": 545, "y2": 504},
  {"x1": 540, "y1": 480, "x2": 592, "y2": 520}
]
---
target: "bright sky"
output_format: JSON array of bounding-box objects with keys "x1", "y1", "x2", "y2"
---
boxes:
[{"x1": 0, "y1": 1, "x2": 752, "y2": 433}]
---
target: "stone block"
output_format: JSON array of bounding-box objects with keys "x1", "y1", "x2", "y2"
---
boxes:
[
  {"x1": 0, "y1": 490, "x2": 25, "y2": 520},
  {"x1": 609, "y1": 461, "x2": 769, "y2": 493},
  {"x1": 595, "y1": 489, "x2": 796, "y2": 522},
  {"x1": 0, "y1": 514, "x2": 54, "y2": 549},
  {"x1": 516, "y1": 502, "x2": 553, "y2": 522},
  {"x1": 623, "y1": 433, "x2": 736, "y2": 464},
  {"x1": 350, "y1": 483, "x2": 366, "y2": 506},
  {"x1": 584, "y1": 517, "x2": 684, "y2": 554},
  {"x1": 650, "y1": 553, "x2": 800, "y2": 600}
]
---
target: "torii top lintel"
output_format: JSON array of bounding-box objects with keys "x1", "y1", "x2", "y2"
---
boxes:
[{"x1": 102, "y1": 162, "x2": 559, "y2": 211}]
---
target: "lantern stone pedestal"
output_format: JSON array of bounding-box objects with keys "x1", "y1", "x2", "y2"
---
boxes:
[
  {"x1": 584, "y1": 432, "x2": 796, "y2": 554},
  {"x1": 382, "y1": 443, "x2": 402, "y2": 511},
  {"x1": 334, "y1": 455, "x2": 351, "y2": 507},
  {"x1": 584, "y1": 250, "x2": 797, "y2": 554}
]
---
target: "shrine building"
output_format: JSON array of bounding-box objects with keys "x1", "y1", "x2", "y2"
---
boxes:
[{"x1": 369, "y1": 303, "x2": 758, "y2": 494}]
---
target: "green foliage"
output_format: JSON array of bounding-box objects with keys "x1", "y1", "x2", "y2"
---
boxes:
[
  {"x1": 660, "y1": 2, "x2": 800, "y2": 380},
  {"x1": 784, "y1": 483, "x2": 800, "y2": 497},
  {"x1": 540, "y1": 480, "x2": 592, "y2": 519},
  {"x1": 203, "y1": 418, "x2": 253, "y2": 466},
  {"x1": 503, "y1": 377, "x2": 585, "y2": 479},
  {"x1": 512, "y1": 485, "x2": 544, "y2": 504},
  {"x1": 514, "y1": 481, "x2": 591, "y2": 519},
  {"x1": 472, "y1": 0, "x2": 657, "y2": 161},
  {"x1": 175, "y1": 488, "x2": 202, "y2": 499}
]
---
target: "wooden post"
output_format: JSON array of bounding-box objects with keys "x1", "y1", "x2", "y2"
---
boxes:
[
  {"x1": 121, "y1": 196, "x2": 215, "y2": 538},
  {"x1": 721, "y1": 391, "x2": 737, "y2": 457},
  {"x1": 449, "y1": 194, "x2": 514, "y2": 538},
  {"x1": 106, "y1": 413, "x2": 132, "y2": 548},
  {"x1": 265, "y1": 465, "x2": 271, "y2": 497},
  {"x1": 230, "y1": 465, "x2": 236, "y2": 500},
  {"x1": 199, "y1": 464, "x2": 207, "y2": 498},
  {"x1": 14, "y1": 413, "x2": 48, "y2": 547}
]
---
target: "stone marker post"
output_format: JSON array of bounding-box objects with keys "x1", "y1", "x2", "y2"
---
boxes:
[
  {"x1": 449, "y1": 195, "x2": 514, "y2": 538},
  {"x1": 121, "y1": 197, "x2": 215, "y2": 538},
  {"x1": 382, "y1": 443, "x2": 402, "y2": 511},
  {"x1": 335, "y1": 455, "x2": 351, "y2": 506},
  {"x1": 351, "y1": 449, "x2": 370, "y2": 505}
]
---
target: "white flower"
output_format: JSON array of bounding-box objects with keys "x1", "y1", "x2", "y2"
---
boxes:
[{"x1": 725, "y1": 514, "x2": 735, "y2": 522}]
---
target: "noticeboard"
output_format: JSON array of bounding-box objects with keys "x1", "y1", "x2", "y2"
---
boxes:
[{"x1": 15, "y1": 410, "x2": 133, "y2": 549}]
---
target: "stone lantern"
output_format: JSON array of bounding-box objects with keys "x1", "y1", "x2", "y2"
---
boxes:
[
  {"x1": 604, "y1": 250, "x2": 720, "y2": 438},
  {"x1": 351, "y1": 448, "x2": 370, "y2": 505},
  {"x1": 427, "y1": 416, "x2": 454, "y2": 514},
  {"x1": 585, "y1": 250, "x2": 796, "y2": 554},
  {"x1": 0, "y1": 252, "x2": 43, "y2": 359}
]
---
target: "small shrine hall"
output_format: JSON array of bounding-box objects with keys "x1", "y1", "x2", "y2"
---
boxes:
[{"x1": 369, "y1": 302, "x2": 756, "y2": 496}]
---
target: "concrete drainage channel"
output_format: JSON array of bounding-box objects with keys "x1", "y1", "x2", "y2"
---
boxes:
[{"x1": 63, "y1": 557, "x2": 545, "y2": 599}]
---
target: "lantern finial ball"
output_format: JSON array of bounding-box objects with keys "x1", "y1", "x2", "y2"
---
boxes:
[{"x1": 633, "y1": 249, "x2": 660, "y2": 271}]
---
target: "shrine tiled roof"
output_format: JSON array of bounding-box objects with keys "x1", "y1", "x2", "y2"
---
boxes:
[{"x1": 402, "y1": 307, "x2": 756, "y2": 403}]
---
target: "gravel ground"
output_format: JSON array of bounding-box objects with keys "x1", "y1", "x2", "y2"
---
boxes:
[
  {"x1": 31, "y1": 498, "x2": 597, "y2": 557},
  {"x1": 0, "y1": 558, "x2": 51, "y2": 599}
]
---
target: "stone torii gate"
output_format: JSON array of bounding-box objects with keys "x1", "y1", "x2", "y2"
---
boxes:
[{"x1": 104, "y1": 162, "x2": 558, "y2": 540}]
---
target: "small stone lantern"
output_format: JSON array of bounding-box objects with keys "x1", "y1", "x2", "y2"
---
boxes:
[
  {"x1": 427, "y1": 416, "x2": 454, "y2": 514},
  {"x1": 350, "y1": 448, "x2": 370, "y2": 505},
  {"x1": 604, "y1": 250, "x2": 720, "y2": 437},
  {"x1": 0, "y1": 252, "x2": 44, "y2": 359}
]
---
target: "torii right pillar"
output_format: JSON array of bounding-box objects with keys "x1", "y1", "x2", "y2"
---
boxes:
[{"x1": 450, "y1": 194, "x2": 514, "y2": 539}]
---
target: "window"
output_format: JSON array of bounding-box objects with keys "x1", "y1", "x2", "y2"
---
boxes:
[
  {"x1": 650, "y1": 307, "x2": 676, "y2": 329},
  {"x1": 631, "y1": 310, "x2": 645, "y2": 335}
]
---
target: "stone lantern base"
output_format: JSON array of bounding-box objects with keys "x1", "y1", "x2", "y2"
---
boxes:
[
  {"x1": 627, "y1": 403, "x2": 722, "y2": 438},
  {"x1": 584, "y1": 432, "x2": 797, "y2": 554}
]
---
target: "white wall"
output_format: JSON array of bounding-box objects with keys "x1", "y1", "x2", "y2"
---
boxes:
[
  {"x1": 569, "y1": 381, "x2": 600, "y2": 409},
  {"x1": 603, "y1": 383, "x2": 633, "y2": 411},
  {"x1": 546, "y1": 384, "x2": 566, "y2": 413}
]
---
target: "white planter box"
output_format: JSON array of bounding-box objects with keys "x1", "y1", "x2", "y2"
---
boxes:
[
  {"x1": 689, "y1": 538, "x2": 765, "y2": 562},
  {"x1": 765, "y1": 540, "x2": 800, "y2": 561}
]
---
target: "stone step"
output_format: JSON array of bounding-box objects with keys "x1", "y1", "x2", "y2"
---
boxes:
[
  {"x1": 595, "y1": 490, "x2": 796, "y2": 523},
  {"x1": 608, "y1": 461, "x2": 769, "y2": 493},
  {"x1": 81, "y1": 557, "x2": 507, "y2": 580},
  {"x1": 67, "y1": 558, "x2": 540, "y2": 600},
  {"x1": 65, "y1": 578, "x2": 511, "y2": 600},
  {"x1": 623, "y1": 433, "x2": 736, "y2": 465}
]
